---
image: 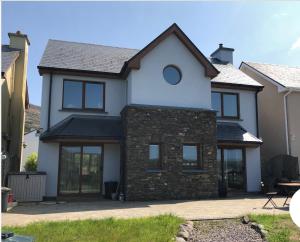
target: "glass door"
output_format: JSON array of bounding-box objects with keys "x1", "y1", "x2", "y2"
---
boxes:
[
  {"x1": 218, "y1": 147, "x2": 245, "y2": 196},
  {"x1": 81, "y1": 146, "x2": 102, "y2": 193},
  {"x1": 59, "y1": 145, "x2": 102, "y2": 195},
  {"x1": 223, "y1": 149, "x2": 244, "y2": 191},
  {"x1": 60, "y1": 146, "x2": 81, "y2": 194}
]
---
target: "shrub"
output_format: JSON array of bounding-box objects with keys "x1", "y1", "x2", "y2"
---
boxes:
[{"x1": 25, "y1": 152, "x2": 38, "y2": 171}]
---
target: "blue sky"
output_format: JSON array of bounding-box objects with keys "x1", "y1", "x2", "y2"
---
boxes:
[{"x1": 2, "y1": 1, "x2": 300, "y2": 106}]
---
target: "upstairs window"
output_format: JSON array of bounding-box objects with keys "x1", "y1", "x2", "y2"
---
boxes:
[
  {"x1": 163, "y1": 65, "x2": 182, "y2": 85},
  {"x1": 147, "y1": 144, "x2": 161, "y2": 170},
  {"x1": 63, "y1": 81, "x2": 83, "y2": 109},
  {"x1": 63, "y1": 80, "x2": 105, "y2": 111},
  {"x1": 182, "y1": 144, "x2": 203, "y2": 169},
  {"x1": 212, "y1": 92, "x2": 239, "y2": 119}
]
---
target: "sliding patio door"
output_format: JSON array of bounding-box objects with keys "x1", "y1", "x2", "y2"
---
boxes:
[{"x1": 59, "y1": 145, "x2": 103, "y2": 195}]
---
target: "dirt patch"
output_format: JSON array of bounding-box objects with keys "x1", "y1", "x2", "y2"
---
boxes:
[{"x1": 188, "y1": 219, "x2": 264, "y2": 242}]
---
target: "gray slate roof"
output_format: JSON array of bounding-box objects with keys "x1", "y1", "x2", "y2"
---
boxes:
[
  {"x1": 212, "y1": 63, "x2": 263, "y2": 87},
  {"x1": 244, "y1": 62, "x2": 300, "y2": 89},
  {"x1": 1, "y1": 45, "x2": 20, "y2": 74},
  {"x1": 39, "y1": 39, "x2": 261, "y2": 87},
  {"x1": 217, "y1": 122, "x2": 262, "y2": 144},
  {"x1": 39, "y1": 39, "x2": 139, "y2": 73},
  {"x1": 40, "y1": 115, "x2": 122, "y2": 141},
  {"x1": 40, "y1": 113, "x2": 261, "y2": 144}
]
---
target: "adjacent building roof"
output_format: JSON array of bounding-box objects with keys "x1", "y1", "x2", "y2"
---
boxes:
[
  {"x1": 217, "y1": 122, "x2": 262, "y2": 145},
  {"x1": 1, "y1": 45, "x2": 20, "y2": 75},
  {"x1": 212, "y1": 63, "x2": 263, "y2": 88},
  {"x1": 40, "y1": 115, "x2": 122, "y2": 141},
  {"x1": 242, "y1": 62, "x2": 300, "y2": 89}
]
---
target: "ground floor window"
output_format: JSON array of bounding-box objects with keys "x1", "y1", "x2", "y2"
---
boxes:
[
  {"x1": 59, "y1": 144, "x2": 103, "y2": 195},
  {"x1": 217, "y1": 147, "x2": 245, "y2": 194},
  {"x1": 182, "y1": 144, "x2": 203, "y2": 169},
  {"x1": 147, "y1": 144, "x2": 161, "y2": 170}
]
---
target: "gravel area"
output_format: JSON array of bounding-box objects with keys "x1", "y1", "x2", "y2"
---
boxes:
[{"x1": 188, "y1": 219, "x2": 264, "y2": 242}]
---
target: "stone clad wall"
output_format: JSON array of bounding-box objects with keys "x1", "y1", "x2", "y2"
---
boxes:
[{"x1": 121, "y1": 105, "x2": 218, "y2": 201}]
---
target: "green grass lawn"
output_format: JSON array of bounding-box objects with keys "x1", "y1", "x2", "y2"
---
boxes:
[
  {"x1": 250, "y1": 214, "x2": 300, "y2": 242},
  {"x1": 2, "y1": 215, "x2": 183, "y2": 242}
]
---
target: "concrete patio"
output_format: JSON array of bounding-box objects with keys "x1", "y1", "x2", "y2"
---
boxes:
[{"x1": 2, "y1": 195, "x2": 289, "y2": 227}]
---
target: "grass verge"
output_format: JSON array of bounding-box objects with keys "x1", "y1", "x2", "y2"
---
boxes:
[
  {"x1": 2, "y1": 214, "x2": 183, "y2": 242},
  {"x1": 250, "y1": 214, "x2": 300, "y2": 242}
]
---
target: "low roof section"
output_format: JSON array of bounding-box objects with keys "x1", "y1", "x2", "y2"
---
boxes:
[
  {"x1": 217, "y1": 122, "x2": 262, "y2": 147},
  {"x1": 40, "y1": 115, "x2": 122, "y2": 143}
]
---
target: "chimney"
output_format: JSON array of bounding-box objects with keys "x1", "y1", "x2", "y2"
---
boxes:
[
  {"x1": 8, "y1": 30, "x2": 30, "y2": 50},
  {"x1": 210, "y1": 43, "x2": 234, "y2": 64}
]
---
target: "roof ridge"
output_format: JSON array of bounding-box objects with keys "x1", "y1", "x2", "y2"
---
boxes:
[
  {"x1": 245, "y1": 61, "x2": 300, "y2": 69},
  {"x1": 48, "y1": 39, "x2": 140, "y2": 51}
]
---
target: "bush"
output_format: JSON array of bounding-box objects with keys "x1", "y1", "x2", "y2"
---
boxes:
[{"x1": 25, "y1": 152, "x2": 38, "y2": 171}]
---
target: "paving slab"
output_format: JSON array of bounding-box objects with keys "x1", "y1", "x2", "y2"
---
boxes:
[{"x1": 2, "y1": 195, "x2": 289, "y2": 227}]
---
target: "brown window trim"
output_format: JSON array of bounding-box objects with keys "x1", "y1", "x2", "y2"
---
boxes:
[
  {"x1": 212, "y1": 91, "x2": 240, "y2": 120},
  {"x1": 182, "y1": 144, "x2": 203, "y2": 170},
  {"x1": 57, "y1": 142, "x2": 104, "y2": 197},
  {"x1": 62, "y1": 79, "x2": 106, "y2": 112},
  {"x1": 147, "y1": 143, "x2": 162, "y2": 171}
]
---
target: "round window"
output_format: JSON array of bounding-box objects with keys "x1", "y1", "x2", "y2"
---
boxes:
[{"x1": 163, "y1": 65, "x2": 182, "y2": 85}]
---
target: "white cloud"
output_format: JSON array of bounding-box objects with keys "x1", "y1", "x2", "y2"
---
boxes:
[
  {"x1": 290, "y1": 37, "x2": 300, "y2": 51},
  {"x1": 273, "y1": 12, "x2": 288, "y2": 18}
]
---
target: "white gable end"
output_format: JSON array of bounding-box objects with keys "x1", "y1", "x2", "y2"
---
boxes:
[{"x1": 127, "y1": 34, "x2": 212, "y2": 109}]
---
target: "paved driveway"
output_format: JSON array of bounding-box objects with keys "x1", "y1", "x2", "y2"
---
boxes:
[{"x1": 2, "y1": 195, "x2": 289, "y2": 227}]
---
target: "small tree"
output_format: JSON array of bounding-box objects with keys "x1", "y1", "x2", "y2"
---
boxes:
[{"x1": 25, "y1": 152, "x2": 38, "y2": 172}]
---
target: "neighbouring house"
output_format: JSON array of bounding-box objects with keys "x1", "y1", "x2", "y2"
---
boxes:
[
  {"x1": 25, "y1": 104, "x2": 41, "y2": 133},
  {"x1": 240, "y1": 62, "x2": 300, "y2": 174},
  {"x1": 21, "y1": 129, "x2": 40, "y2": 171},
  {"x1": 37, "y1": 24, "x2": 263, "y2": 201},
  {"x1": 21, "y1": 104, "x2": 41, "y2": 170},
  {"x1": 1, "y1": 31, "x2": 30, "y2": 183}
]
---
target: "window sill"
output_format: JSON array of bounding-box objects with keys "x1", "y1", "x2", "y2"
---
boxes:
[
  {"x1": 217, "y1": 117, "x2": 243, "y2": 121},
  {"x1": 59, "y1": 109, "x2": 108, "y2": 114},
  {"x1": 145, "y1": 169, "x2": 166, "y2": 173},
  {"x1": 182, "y1": 169, "x2": 207, "y2": 173}
]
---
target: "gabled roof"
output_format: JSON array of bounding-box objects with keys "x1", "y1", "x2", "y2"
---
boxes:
[
  {"x1": 241, "y1": 62, "x2": 300, "y2": 90},
  {"x1": 217, "y1": 122, "x2": 262, "y2": 145},
  {"x1": 38, "y1": 23, "x2": 219, "y2": 79},
  {"x1": 212, "y1": 63, "x2": 263, "y2": 90},
  {"x1": 124, "y1": 23, "x2": 219, "y2": 78},
  {"x1": 1, "y1": 45, "x2": 20, "y2": 75},
  {"x1": 38, "y1": 39, "x2": 138, "y2": 75},
  {"x1": 40, "y1": 115, "x2": 122, "y2": 142}
]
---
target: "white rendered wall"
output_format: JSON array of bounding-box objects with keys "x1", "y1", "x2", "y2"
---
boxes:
[
  {"x1": 102, "y1": 144, "x2": 121, "y2": 194},
  {"x1": 21, "y1": 131, "x2": 40, "y2": 171},
  {"x1": 128, "y1": 35, "x2": 212, "y2": 109},
  {"x1": 246, "y1": 147, "x2": 261, "y2": 192},
  {"x1": 37, "y1": 142, "x2": 59, "y2": 197},
  {"x1": 212, "y1": 87, "x2": 258, "y2": 136},
  {"x1": 40, "y1": 74, "x2": 126, "y2": 130}
]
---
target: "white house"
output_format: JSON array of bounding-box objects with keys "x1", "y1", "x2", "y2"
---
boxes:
[{"x1": 37, "y1": 24, "x2": 263, "y2": 201}]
